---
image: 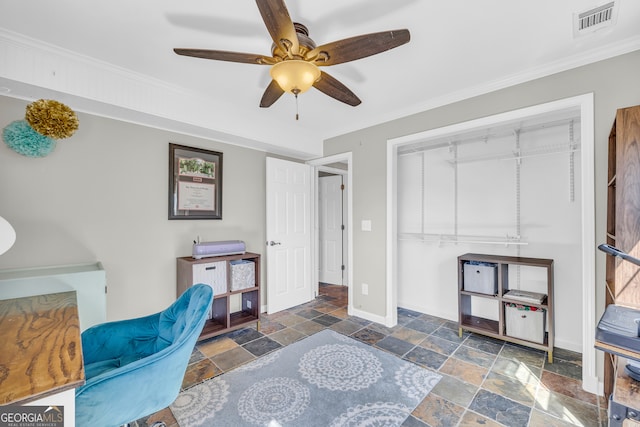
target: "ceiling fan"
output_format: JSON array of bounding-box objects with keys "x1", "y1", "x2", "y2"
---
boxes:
[{"x1": 173, "y1": 0, "x2": 410, "y2": 111}]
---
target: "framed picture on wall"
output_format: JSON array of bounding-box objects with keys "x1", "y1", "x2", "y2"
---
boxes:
[{"x1": 169, "y1": 143, "x2": 223, "y2": 220}]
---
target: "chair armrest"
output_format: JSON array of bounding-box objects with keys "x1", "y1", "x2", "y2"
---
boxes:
[{"x1": 81, "y1": 313, "x2": 161, "y2": 364}]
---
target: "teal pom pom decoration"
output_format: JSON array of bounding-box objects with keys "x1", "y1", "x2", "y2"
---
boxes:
[{"x1": 2, "y1": 120, "x2": 56, "y2": 157}]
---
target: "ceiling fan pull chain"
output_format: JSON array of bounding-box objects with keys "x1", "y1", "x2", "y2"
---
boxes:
[{"x1": 295, "y1": 90, "x2": 299, "y2": 120}]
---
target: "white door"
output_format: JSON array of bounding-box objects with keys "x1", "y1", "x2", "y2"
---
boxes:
[
  {"x1": 319, "y1": 175, "x2": 344, "y2": 285},
  {"x1": 266, "y1": 157, "x2": 313, "y2": 314}
]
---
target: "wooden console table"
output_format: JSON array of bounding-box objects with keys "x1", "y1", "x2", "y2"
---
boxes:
[{"x1": 0, "y1": 291, "x2": 85, "y2": 405}]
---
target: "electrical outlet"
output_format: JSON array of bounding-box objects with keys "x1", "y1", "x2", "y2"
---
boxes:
[
  {"x1": 362, "y1": 283, "x2": 369, "y2": 295},
  {"x1": 247, "y1": 300, "x2": 252, "y2": 309}
]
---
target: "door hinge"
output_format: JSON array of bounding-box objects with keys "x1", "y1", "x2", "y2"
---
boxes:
[
  {"x1": 340, "y1": 184, "x2": 345, "y2": 191},
  {"x1": 341, "y1": 265, "x2": 345, "y2": 271},
  {"x1": 341, "y1": 224, "x2": 345, "y2": 230}
]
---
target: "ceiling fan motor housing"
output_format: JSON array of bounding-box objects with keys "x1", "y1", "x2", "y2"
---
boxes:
[{"x1": 271, "y1": 22, "x2": 317, "y2": 60}]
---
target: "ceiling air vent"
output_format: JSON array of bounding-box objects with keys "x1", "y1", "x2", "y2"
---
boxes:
[{"x1": 574, "y1": 1, "x2": 618, "y2": 37}]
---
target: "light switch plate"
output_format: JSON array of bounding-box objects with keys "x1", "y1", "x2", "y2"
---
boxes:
[{"x1": 361, "y1": 220, "x2": 372, "y2": 231}]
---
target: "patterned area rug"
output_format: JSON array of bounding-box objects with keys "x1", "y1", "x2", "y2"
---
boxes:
[{"x1": 170, "y1": 329, "x2": 441, "y2": 426}]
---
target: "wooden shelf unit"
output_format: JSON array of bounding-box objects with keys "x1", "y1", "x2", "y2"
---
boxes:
[
  {"x1": 602, "y1": 105, "x2": 640, "y2": 402},
  {"x1": 177, "y1": 252, "x2": 260, "y2": 341},
  {"x1": 458, "y1": 253, "x2": 554, "y2": 362}
]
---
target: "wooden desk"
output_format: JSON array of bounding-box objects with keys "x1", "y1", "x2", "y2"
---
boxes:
[{"x1": 0, "y1": 291, "x2": 85, "y2": 405}]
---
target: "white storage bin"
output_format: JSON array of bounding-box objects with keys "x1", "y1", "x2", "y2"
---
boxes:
[
  {"x1": 231, "y1": 260, "x2": 255, "y2": 291},
  {"x1": 192, "y1": 261, "x2": 227, "y2": 296},
  {"x1": 505, "y1": 303, "x2": 546, "y2": 344},
  {"x1": 463, "y1": 262, "x2": 498, "y2": 295}
]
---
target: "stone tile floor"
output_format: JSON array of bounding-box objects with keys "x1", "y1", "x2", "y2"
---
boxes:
[{"x1": 137, "y1": 283, "x2": 607, "y2": 426}]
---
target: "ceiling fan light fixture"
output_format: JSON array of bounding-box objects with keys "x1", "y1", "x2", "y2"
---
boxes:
[{"x1": 270, "y1": 60, "x2": 320, "y2": 94}]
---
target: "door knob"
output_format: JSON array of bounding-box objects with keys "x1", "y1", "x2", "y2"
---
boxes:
[{"x1": 267, "y1": 241, "x2": 282, "y2": 246}]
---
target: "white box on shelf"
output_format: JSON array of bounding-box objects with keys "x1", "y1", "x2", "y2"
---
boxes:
[
  {"x1": 463, "y1": 262, "x2": 498, "y2": 295},
  {"x1": 506, "y1": 304, "x2": 546, "y2": 344},
  {"x1": 192, "y1": 261, "x2": 227, "y2": 296},
  {"x1": 230, "y1": 260, "x2": 255, "y2": 291}
]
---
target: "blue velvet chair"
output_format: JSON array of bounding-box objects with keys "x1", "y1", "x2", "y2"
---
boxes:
[{"x1": 75, "y1": 284, "x2": 213, "y2": 427}]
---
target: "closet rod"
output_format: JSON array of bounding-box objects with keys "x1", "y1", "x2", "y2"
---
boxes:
[
  {"x1": 447, "y1": 144, "x2": 581, "y2": 165},
  {"x1": 441, "y1": 240, "x2": 528, "y2": 246},
  {"x1": 398, "y1": 233, "x2": 528, "y2": 246},
  {"x1": 397, "y1": 116, "x2": 581, "y2": 156}
]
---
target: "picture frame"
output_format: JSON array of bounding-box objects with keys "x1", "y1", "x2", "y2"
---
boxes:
[{"x1": 169, "y1": 143, "x2": 223, "y2": 220}]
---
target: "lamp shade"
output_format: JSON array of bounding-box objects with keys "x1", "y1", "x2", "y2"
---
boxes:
[
  {"x1": 270, "y1": 60, "x2": 321, "y2": 94},
  {"x1": 0, "y1": 216, "x2": 16, "y2": 255}
]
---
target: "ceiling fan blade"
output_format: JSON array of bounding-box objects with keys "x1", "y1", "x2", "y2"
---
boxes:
[
  {"x1": 306, "y1": 29, "x2": 410, "y2": 66},
  {"x1": 255, "y1": 0, "x2": 299, "y2": 55},
  {"x1": 313, "y1": 71, "x2": 361, "y2": 107},
  {"x1": 174, "y1": 48, "x2": 275, "y2": 65},
  {"x1": 260, "y1": 80, "x2": 285, "y2": 108}
]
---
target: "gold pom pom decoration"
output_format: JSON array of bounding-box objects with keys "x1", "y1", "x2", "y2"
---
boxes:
[{"x1": 25, "y1": 99, "x2": 79, "y2": 139}]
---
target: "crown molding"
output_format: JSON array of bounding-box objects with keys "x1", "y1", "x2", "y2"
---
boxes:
[
  {"x1": 325, "y1": 35, "x2": 640, "y2": 141},
  {"x1": 2, "y1": 27, "x2": 638, "y2": 157},
  {"x1": 0, "y1": 28, "x2": 324, "y2": 159}
]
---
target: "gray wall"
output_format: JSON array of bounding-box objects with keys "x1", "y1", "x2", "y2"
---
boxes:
[
  {"x1": 0, "y1": 96, "x2": 267, "y2": 321},
  {"x1": 324, "y1": 49, "x2": 640, "y2": 322},
  {"x1": 1, "y1": 49, "x2": 638, "y2": 332}
]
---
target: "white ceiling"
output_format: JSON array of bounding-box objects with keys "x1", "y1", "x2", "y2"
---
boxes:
[{"x1": 1, "y1": 0, "x2": 639, "y2": 159}]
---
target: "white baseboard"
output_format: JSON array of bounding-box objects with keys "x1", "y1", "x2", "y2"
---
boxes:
[
  {"x1": 580, "y1": 374, "x2": 601, "y2": 395},
  {"x1": 349, "y1": 306, "x2": 388, "y2": 326}
]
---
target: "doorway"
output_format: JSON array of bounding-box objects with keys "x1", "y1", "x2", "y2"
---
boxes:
[
  {"x1": 318, "y1": 171, "x2": 348, "y2": 286},
  {"x1": 307, "y1": 153, "x2": 353, "y2": 315}
]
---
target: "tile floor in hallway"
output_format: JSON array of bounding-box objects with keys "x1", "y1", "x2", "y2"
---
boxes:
[{"x1": 138, "y1": 284, "x2": 607, "y2": 427}]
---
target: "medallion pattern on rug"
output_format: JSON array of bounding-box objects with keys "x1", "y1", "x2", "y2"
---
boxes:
[
  {"x1": 299, "y1": 343, "x2": 383, "y2": 391},
  {"x1": 171, "y1": 329, "x2": 441, "y2": 426}
]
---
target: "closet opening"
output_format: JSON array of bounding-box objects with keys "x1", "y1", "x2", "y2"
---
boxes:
[{"x1": 386, "y1": 94, "x2": 596, "y2": 393}]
